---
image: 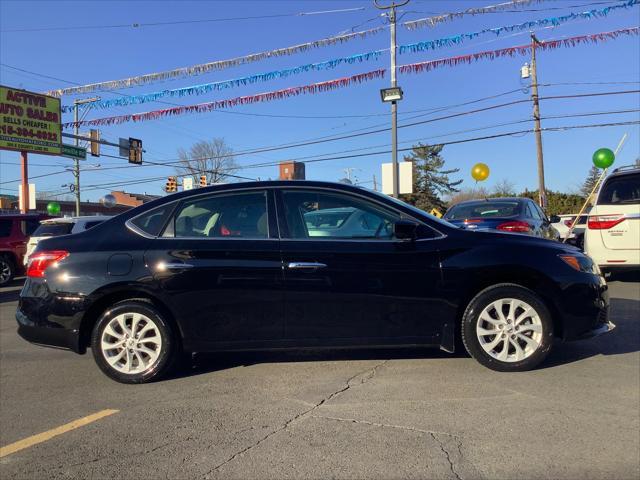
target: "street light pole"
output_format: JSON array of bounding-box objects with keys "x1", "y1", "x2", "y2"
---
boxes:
[{"x1": 375, "y1": 0, "x2": 409, "y2": 198}]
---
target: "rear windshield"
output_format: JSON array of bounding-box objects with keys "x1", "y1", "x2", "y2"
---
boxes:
[
  {"x1": 598, "y1": 173, "x2": 640, "y2": 205},
  {"x1": 445, "y1": 201, "x2": 520, "y2": 220},
  {"x1": 33, "y1": 222, "x2": 74, "y2": 237}
]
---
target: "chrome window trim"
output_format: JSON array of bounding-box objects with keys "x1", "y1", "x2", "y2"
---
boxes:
[{"x1": 125, "y1": 185, "x2": 448, "y2": 241}]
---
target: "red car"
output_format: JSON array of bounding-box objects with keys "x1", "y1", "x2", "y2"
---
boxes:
[{"x1": 0, "y1": 213, "x2": 50, "y2": 286}]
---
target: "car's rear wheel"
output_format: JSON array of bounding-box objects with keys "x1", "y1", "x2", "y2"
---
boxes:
[
  {"x1": 0, "y1": 255, "x2": 15, "y2": 286},
  {"x1": 91, "y1": 300, "x2": 176, "y2": 383},
  {"x1": 461, "y1": 284, "x2": 554, "y2": 372}
]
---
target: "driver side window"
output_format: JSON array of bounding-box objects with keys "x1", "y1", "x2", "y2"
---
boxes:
[{"x1": 281, "y1": 190, "x2": 400, "y2": 240}]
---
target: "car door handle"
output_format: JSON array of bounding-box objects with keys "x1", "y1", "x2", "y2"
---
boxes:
[{"x1": 287, "y1": 262, "x2": 327, "y2": 270}]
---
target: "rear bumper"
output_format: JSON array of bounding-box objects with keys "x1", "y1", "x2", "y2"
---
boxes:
[{"x1": 15, "y1": 279, "x2": 86, "y2": 354}]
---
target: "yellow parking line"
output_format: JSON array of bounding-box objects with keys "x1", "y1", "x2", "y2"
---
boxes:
[{"x1": 0, "y1": 409, "x2": 119, "y2": 458}]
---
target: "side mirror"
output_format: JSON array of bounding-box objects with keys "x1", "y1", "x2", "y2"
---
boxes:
[
  {"x1": 549, "y1": 215, "x2": 560, "y2": 224},
  {"x1": 394, "y1": 220, "x2": 418, "y2": 241}
]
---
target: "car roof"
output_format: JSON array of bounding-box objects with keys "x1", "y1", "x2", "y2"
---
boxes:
[{"x1": 607, "y1": 164, "x2": 640, "y2": 178}]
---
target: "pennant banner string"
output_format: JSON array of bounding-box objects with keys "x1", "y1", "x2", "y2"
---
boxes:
[
  {"x1": 61, "y1": 50, "x2": 386, "y2": 113},
  {"x1": 45, "y1": 0, "x2": 541, "y2": 97},
  {"x1": 400, "y1": 0, "x2": 639, "y2": 54},
  {"x1": 62, "y1": 69, "x2": 386, "y2": 129},
  {"x1": 402, "y1": 0, "x2": 542, "y2": 30},
  {"x1": 62, "y1": 1, "x2": 638, "y2": 112},
  {"x1": 63, "y1": 27, "x2": 638, "y2": 129},
  {"x1": 398, "y1": 27, "x2": 639, "y2": 74}
]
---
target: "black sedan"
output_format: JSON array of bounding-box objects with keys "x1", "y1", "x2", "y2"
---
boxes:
[
  {"x1": 444, "y1": 197, "x2": 561, "y2": 240},
  {"x1": 17, "y1": 181, "x2": 613, "y2": 383}
]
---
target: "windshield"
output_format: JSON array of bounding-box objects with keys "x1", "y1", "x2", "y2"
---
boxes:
[
  {"x1": 598, "y1": 173, "x2": 640, "y2": 205},
  {"x1": 445, "y1": 201, "x2": 521, "y2": 220},
  {"x1": 32, "y1": 222, "x2": 74, "y2": 237}
]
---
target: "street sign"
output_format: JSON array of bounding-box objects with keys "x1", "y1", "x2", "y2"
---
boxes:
[
  {"x1": 61, "y1": 144, "x2": 86, "y2": 160},
  {"x1": 0, "y1": 85, "x2": 62, "y2": 155},
  {"x1": 119, "y1": 138, "x2": 129, "y2": 157},
  {"x1": 382, "y1": 162, "x2": 413, "y2": 195},
  {"x1": 183, "y1": 177, "x2": 194, "y2": 191}
]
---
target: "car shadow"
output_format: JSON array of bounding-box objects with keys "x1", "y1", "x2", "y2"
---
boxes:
[
  {"x1": 169, "y1": 294, "x2": 639, "y2": 380},
  {"x1": 0, "y1": 278, "x2": 24, "y2": 304}
]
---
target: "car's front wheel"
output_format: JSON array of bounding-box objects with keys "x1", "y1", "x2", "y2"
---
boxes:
[
  {"x1": 91, "y1": 300, "x2": 176, "y2": 383},
  {"x1": 461, "y1": 284, "x2": 554, "y2": 372}
]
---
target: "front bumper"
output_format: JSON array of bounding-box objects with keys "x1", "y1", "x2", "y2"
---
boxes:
[{"x1": 573, "y1": 320, "x2": 616, "y2": 340}]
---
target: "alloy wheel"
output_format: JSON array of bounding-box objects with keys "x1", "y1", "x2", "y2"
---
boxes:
[
  {"x1": 0, "y1": 259, "x2": 11, "y2": 285},
  {"x1": 475, "y1": 298, "x2": 543, "y2": 362},
  {"x1": 100, "y1": 312, "x2": 163, "y2": 374}
]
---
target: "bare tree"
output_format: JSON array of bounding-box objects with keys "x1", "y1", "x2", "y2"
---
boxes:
[
  {"x1": 176, "y1": 138, "x2": 238, "y2": 185},
  {"x1": 492, "y1": 178, "x2": 516, "y2": 197},
  {"x1": 446, "y1": 186, "x2": 490, "y2": 206}
]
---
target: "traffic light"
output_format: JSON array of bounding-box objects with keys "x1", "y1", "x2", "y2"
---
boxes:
[
  {"x1": 165, "y1": 176, "x2": 177, "y2": 193},
  {"x1": 199, "y1": 175, "x2": 207, "y2": 187},
  {"x1": 89, "y1": 129, "x2": 100, "y2": 157},
  {"x1": 128, "y1": 138, "x2": 142, "y2": 164}
]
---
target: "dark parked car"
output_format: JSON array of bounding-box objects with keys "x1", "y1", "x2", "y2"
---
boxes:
[
  {"x1": 444, "y1": 197, "x2": 561, "y2": 241},
  {"x1": 17, "y1": 181, "x2": 613, "y2": 383},
  {"x1": 0, "y1": 213, "x2": 50, "y2": 286}
]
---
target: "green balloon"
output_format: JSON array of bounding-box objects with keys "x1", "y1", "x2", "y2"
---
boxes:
[
  {"x1": 47, "y1": 202, "x2": 61, "y2": 215},
  {"x1": 592, "y1": 148, "x2": 615, "y2": 169}
]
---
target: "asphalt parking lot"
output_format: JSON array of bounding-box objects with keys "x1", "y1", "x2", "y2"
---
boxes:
[{"x1": 0, "y1": 278, "x2": 638, "y2": 480}]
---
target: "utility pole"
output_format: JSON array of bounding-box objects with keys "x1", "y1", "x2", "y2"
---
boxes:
[
  {"x1": 373, "y1": 174, "x2": 378, "y2": 192},
  {"x1": 530, "y1": 34, "x2": 546, "y2": 208},
  {"x1": 375, "y1": 0, "x2": 409, "y2": 198},
  {"x1": 72, "y1": 97, "x2": 99, "y2": 216}
]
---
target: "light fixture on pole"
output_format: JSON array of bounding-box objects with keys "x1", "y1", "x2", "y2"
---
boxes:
[
  {"x1": 380, "y1": 87, "x2": 403, "y2": 103},
  {"x1": 375, "y1": 0, "x2": 409, "y2": 198}
]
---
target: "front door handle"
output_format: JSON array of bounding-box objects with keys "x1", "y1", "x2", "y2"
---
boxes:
[{"x1": 287, "y1": 262, "x2": 327, "y2": 270}]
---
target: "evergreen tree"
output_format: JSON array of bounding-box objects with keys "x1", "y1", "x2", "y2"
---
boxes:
[
  {"x1": 400, "y1": 144, "x2": 462, "y2": 212},
  {"x1": 581, "y1": 165, "x2": 601, "y2": 197}
]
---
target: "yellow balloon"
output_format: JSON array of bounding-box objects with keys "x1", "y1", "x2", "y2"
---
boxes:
[{"x1": 471, "y1": 163, "x2": 490, "y2": 182}]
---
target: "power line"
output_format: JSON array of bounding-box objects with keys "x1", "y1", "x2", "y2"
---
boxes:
[{"x1": 0, "y1": 7, "x2": 366, "y2": 33}]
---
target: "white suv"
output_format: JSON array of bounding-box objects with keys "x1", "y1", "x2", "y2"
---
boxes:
[
  {"x1": 584, "y1": 165, "x2": 640, "y2": 274},
  {"x1": 23, "y1": 216, "x2": 111, "y2": 265}
]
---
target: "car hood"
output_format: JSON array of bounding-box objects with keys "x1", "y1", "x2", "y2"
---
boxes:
[{"x1": 458, "y1": 228, "x2": 579, "y2": 253}]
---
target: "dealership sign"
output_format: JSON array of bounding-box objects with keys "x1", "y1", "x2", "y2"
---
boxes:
[{"x1": 0, "y1": 85, "x2": 62, "y2": 155}]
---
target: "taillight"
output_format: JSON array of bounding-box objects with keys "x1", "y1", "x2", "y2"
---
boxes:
[
  {"x1": 27, "y1": 250, "x2": 68, "y2": 278},
  {"x1": 497, "y1": 221, "x2": 531, "y2": 233},
  {"x1": 587, "y1": 214, "x2": 624, "y2": 230}
]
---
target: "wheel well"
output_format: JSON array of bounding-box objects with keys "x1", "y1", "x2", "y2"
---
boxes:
[
  {"x1": 0, "y1": 251, "x2": 17, "y2": 265},
  {"x1": 79, "y1": 290, "x2": 181, "y2": 352},
  {"x1": 455, "y1": 271, "x2": 564, "y2": 341}
]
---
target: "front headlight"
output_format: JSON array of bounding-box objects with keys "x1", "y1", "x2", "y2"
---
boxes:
[{"x1": 559, "y1": 254, "x2": 599, "y2": 274}]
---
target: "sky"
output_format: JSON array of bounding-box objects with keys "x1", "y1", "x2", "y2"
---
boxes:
[{"x1": 1, "y1": 0, "x2": 639, "y2": 203}]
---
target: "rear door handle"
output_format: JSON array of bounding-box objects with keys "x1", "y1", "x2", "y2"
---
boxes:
[
  {"x1": 161, "y1": 262, "x2": 195, "y2": 270},
  {"x1": 287, "y1": 262, "x2": 327, "y2": 270}
]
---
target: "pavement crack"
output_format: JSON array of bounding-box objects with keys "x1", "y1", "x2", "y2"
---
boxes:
[
  {"x1": 313, "y1": 415, "x2": 464, "y2": 480},
  {"x1": 202, "y1": 360, "x2": 388, "y2": 478}
]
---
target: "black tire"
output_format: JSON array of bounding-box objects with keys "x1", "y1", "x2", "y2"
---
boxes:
[
  {"x1": 461, "y1": 284, "x2": 554, "y2": 372},
  {"x1": 0, "y1": 255, "x2": 15, "y2": 287},
  {"x1": 91, "y1": 300, "x2": 177, "y2": 384}
]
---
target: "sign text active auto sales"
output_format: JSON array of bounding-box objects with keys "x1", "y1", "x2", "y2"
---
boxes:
[{"x1": 0, "y1": 85, "x2": 62, "y2": 155}]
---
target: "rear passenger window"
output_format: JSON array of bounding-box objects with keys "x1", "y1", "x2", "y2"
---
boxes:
[
  {"x1": 129, "y1": 204, "x2": 175, "y2": 237},
  {"x1": 598, "y1": 173, "x2": 640, "y2": 205},
  {"x1": 20, "y1": 219, "x2": 40, "y2": 236},
  {"x1": 168, "y1": 191, "x2": 268, "y2": 239},
  {"x1": 0, "y1": 220, "x2": 11, "y2": 238}
]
